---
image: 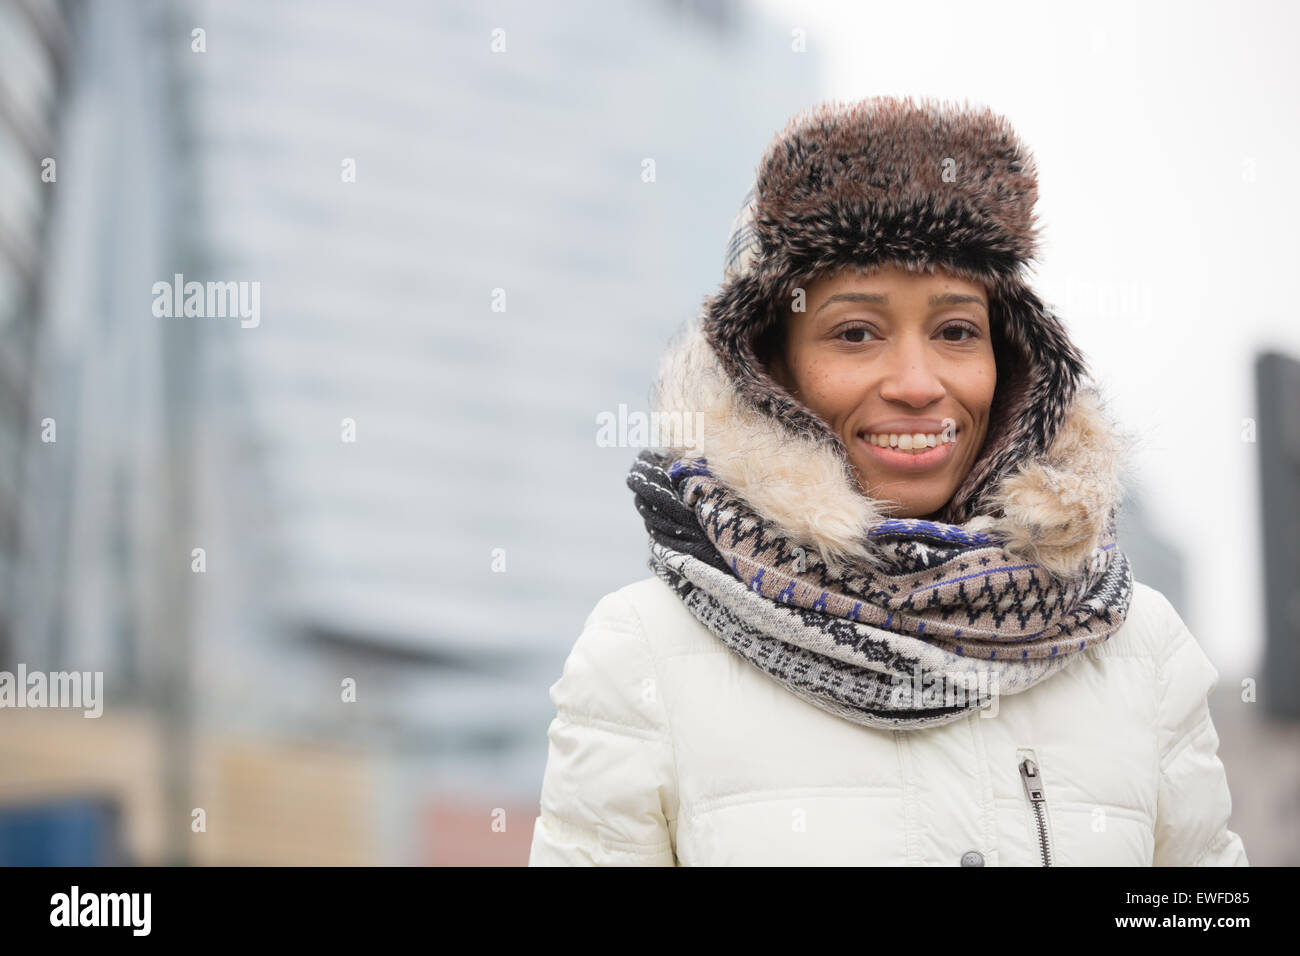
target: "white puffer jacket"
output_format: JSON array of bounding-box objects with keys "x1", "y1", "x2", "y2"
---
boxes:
[
  {"x1": 528, "y1": 97, "x2": 1250, "y2": 866},
  {"x1": 528, "y1": 572, "x2": 1248, "y2": 866}
]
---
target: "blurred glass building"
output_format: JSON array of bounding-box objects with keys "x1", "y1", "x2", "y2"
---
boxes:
[
  {"x1": 1, "y1": 0, "x2": 823, "y2": 864},
  {"x1": 1, "y1": 0, "x2": 67, "y2": 663},
  {"x1": 1116, "y1": 492, "x2": 1185, "y2": 621}
]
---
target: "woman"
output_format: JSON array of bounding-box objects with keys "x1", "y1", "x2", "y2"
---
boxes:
[{"x1": 528, "y1": 96, "x2": 1248, "y2": 866}]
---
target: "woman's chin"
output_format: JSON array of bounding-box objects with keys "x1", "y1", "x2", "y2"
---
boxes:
[
  {"x1": 856, "y1": 470, "x2": 954, "y2": 519},
  {"x1": 889, "y1": 504, "x2": 946, "y2": 520}
]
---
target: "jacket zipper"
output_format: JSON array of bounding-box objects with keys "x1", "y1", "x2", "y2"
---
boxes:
[{"x1": 1018, "y1": 751, "x2": 1053, "y2": 866}]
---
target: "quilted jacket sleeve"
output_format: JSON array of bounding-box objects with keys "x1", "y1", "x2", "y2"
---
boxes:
[
  {"x1": 528, "y1": 588, "x2": 679, "y2": 866},
  {"x1": 1151, "y1": 592, "x2": 1249, "y2": 866}
]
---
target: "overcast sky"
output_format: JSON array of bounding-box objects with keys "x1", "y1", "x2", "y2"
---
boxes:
[{"x1": 750, "y1": 0, "x2": 1300, "y2": 677}]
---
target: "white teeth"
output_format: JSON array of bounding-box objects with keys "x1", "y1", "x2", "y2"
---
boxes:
[{"x1": 866, "y1": 430, "x2": 955, "y2": 452}]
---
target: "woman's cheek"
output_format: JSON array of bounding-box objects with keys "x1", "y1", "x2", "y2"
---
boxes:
[{"x1": 811, "y1": 355, "x2": 865, "y2": 399}]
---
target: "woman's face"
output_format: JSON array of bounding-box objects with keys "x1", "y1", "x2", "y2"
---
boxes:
[{"x1": 768, "y1": 263, "x2": 997, "y2": 519}]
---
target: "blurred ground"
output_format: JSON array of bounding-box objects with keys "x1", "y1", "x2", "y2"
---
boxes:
[{"x1": 1210, "y1": 678, "x2": 1300, "y2": 866}]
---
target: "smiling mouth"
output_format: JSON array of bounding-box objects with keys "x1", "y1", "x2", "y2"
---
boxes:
[{"x1": 858, "y1": 429, "x2": 959, "y2": 470}]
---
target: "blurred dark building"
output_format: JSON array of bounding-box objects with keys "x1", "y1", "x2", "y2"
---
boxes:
[{"x1": 1256, "y1": 351, "x2": 1300, "y2": 720}]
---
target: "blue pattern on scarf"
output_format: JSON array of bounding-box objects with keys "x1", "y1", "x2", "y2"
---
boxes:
[
  {"x1": 868, "y1": 518, "x2": 998, "y2": 546},
  {"x1": 669, "y1": 459, "x2": 712, "y2": 480}
]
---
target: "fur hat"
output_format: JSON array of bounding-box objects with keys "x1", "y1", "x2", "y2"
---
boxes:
[{"x1": 652, "y1": 96, "x2": 1128, "y2": 579}]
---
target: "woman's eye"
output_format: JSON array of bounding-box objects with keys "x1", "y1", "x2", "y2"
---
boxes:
[
  {"x1": 840, "y1": 327, "x2": 873, "y2": 343},
  {"x1": 940, "y1": 323, "x2": 976, "y2": 342}
]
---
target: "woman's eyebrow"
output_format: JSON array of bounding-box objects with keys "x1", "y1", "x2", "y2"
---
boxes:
[
  {"x1": 929, "y1": 293, "x2": 987, "y2": 310},
  {"x1": 812, "y1": 291, "x2": 987, "y2": 315},
  {"x1": 813, "y1": 292, "x2": 889, "y2": 315}
]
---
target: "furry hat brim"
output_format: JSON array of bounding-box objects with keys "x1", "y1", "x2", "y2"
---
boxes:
[{"x1": 702, "y1": 96, "x2": 1092, "y2": 524}]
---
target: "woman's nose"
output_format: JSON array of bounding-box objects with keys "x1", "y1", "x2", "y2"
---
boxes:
[{"x1": 877, "y1": 339, "x2": 945, "y2": 408}]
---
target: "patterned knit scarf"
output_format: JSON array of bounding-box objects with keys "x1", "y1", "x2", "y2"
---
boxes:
[{"x1": 627, "y1": 450, "x2": 1134, "y2": 730}]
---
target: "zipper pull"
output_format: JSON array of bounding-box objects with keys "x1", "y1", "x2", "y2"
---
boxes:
[
  {"x1": 1019, "y1": 757, "x2": 1045, "y2": 801},
  {"x1": 1018, "y1": 754, "x2": 1054, "y2": 867}
]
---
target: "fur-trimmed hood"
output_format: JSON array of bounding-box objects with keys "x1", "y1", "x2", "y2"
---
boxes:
[
  {"x1": 650, "y1": 323, "x2": 1129, "y2": 580},
  {"x1": 646, "y1": 96, "x2": 1133, "y2": 580}
]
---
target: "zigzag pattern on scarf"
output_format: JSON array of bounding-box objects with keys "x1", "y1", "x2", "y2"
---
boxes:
[
  {"x1": 634, "y1": 450, "x2": 1132, "y2": 657},
  {"x1": 628, "y1": 450, "x2": 1135, "y2": 729}
]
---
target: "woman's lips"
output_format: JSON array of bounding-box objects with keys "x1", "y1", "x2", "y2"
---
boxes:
[{"x1": 858, "y1": 433, "x2": 956, "y2": 471}]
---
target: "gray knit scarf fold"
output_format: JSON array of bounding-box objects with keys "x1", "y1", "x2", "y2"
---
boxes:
[{"x1": 627, "y1": 450, "x2": 1134, "y2": 730}]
